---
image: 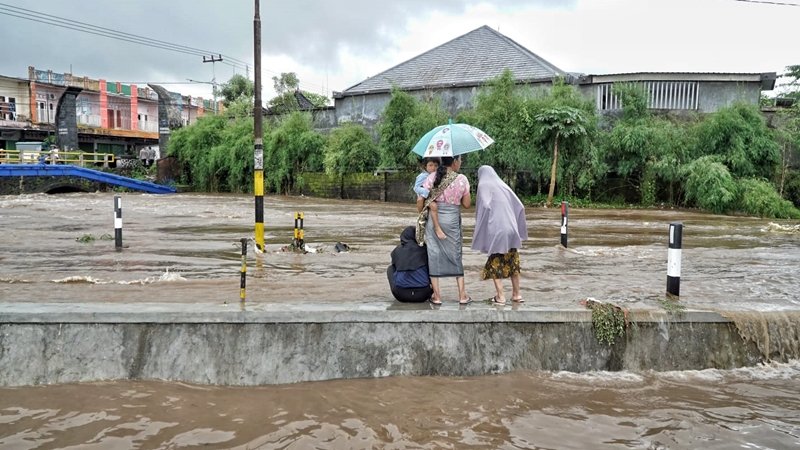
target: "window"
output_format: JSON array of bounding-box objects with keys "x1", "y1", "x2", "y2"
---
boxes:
[{"x1": 597, "y1": 81, "x2": 699, "y2": 111}]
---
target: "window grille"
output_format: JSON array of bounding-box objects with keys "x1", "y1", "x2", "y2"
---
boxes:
[{"x1": 596, "y1": 81, "x2": 699, "y2": 111}]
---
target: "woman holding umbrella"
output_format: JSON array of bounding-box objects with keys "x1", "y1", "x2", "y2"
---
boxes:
[{"x1": 416, "y1": 155, "x2": 472, "y2": 305}]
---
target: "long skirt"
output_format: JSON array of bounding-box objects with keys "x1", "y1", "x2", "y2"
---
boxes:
[
  {"x1": 480, "y1": 248, "x2": 521, "y2": 280},
  {"x1": 424, "y1": 203, "x2": 463, "y2": 277}
]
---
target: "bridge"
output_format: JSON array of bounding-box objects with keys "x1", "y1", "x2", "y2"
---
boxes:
[{"x1": 0, "y1": 164, "x2": 176, "y2": 194}]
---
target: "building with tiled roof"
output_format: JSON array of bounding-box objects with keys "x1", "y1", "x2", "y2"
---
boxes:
[{"x1": 330, "y1": 25, "x2": 776, "y2": 130}]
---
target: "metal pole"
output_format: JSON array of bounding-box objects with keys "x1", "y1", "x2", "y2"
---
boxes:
[
  {"x1": 114, "y1": 195, "x2": 122, "y2": 251},
  {"x1": 667, "y1": 222, "x2": 683, "y2": 297},
  {"x1": 239, "y1": 238, "x2": 247, "y2": 302},
  {"x1": 560, "y1": 201, "x2": 569, "y2": 248},
  {"x1": 253, "y1": 0, "x2": 265, "y2": 253}
]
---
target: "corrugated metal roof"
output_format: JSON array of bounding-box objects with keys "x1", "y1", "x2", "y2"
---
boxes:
[{"x1": 339, "y1": 25, "x2": 565, "y2": 96}]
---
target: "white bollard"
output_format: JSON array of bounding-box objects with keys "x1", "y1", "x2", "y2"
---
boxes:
[
  {"x1": 667, "y1": 222, "x2": 682, "y2": 296},
  {"x1": 114, "y1": 196, "x2": 123, "y2": 251}
]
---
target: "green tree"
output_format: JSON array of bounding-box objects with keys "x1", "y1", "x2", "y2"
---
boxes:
[
  {"x1": 219, "y1": 74, "x2": 254, "y2": 107},
  {"x1": 684, "y1": 156, "x2": 738, "y2": 213},
  {"x1": 377, "y1": 88, "x2": 448, "y2": 170},
  {"x1": 737, "y1": 178, "x2": 800, "y2": 219},
  {"x1": 535, "y1": 101, "x2": 590, "y2": 206},
  {"x1": 461, "y1": 70, "x2": 540, "y2": 183},
  {"x1": 268, "y1": 72, "x2": 329, "y2": 112},
  {"x1": 691, "y1": 103, "x2": 779, "y2": 180},
  {"x1": 323, "y1": 123, "x2": 379, "y2": 175},
  {"x1": 264, "y1": 112, "x2": 326, "y2": 193},
  {"x1": 600, "y1": 83, "x2": 689, "y2": 205},
  {"x1": 378, "y1": 88, "x2": 420, "y2": 170}
]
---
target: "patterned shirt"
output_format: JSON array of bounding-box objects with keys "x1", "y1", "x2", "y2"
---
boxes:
[{"x1": 423, "y1": 172, "x2": 470, "y2": 206}]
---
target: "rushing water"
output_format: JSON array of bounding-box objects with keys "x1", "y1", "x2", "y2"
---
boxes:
[
  {"x1": 1, "y1": 192, "x2": 798, "y2": 310},
  {"x1": 1, "y1": 192, "x2": 800, "y2": 449},
  {"x1": 1, "y1": 364, "x2": 799, "y2": 449}
]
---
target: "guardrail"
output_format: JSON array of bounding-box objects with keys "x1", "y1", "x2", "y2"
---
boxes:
[{"x1": 0, "y1": 149, "x2": 116, "y2": 167}]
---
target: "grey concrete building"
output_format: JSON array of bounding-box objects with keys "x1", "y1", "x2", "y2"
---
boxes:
[{"x1": 330, "y1": 25, "x2": 776, "y2": 130}]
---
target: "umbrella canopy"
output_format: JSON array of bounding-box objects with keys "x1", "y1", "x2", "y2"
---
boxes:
[{"x1": 411, "y1": 123, "x2": 494, "y2": 157}]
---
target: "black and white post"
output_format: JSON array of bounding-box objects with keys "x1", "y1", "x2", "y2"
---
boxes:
[
  {"x1": 560, "y1": 201, "x2": 569, "y2": 248},
  {"x1": 667, "y1": 222, "x2": 683, "y2": 297},
  {"x1": 239, "y1": 238, "x2": 247, "y2": 303},
  {"x1": 114, "y1": 195, "x2": 123, "y2": 251}
]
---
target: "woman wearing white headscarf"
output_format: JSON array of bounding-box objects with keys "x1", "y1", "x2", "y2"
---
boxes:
[{"x1": 472, "y1": 165, "x2": 528, "y2": 305}]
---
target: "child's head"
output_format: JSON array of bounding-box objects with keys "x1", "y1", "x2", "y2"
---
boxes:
[{"x1": 422, "y1": 157, "x2": 440, "y2": 173}]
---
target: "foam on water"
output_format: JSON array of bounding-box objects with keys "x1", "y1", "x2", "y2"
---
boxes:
[
  {"x1": 550, "y1": 370, "x2": 646, "y2": 384},
  {"x1": 52, "y1": 270, "x2": 187, "y2": 286}
]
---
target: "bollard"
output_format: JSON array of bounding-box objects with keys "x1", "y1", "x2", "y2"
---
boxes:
[
  {"x1": 114, "y1": 196, "x2": 123, "y2": 251},
  {"x1": 667, "y1": 222, "x2": 683, "y2": 297},
  {"x1": 239, "y1": 238, "x2": 247, "y2": 303},
  {"x1": 293, "y1": 212, "x2": 305, "y2": 249},
  {"x1": 560, "y1": 201, "x2": 569, "y2": 248}
]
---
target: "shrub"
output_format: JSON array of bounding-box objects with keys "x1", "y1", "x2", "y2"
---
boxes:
[
  {"x1": 684, "y1": 156, "x2": 738, "y2": 213},
  {"x1": 323, "y1": 123, "x2": 378, "y2": 175},
  {"x1": 737, "y1": 178, "x2": 800, "y2": 219}
]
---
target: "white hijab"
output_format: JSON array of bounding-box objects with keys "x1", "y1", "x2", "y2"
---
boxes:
[{"x1": 471, "y1": 166, "x2": 528, "y2": 254}]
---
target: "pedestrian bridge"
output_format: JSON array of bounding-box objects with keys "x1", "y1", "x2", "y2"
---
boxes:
[{"x1": 0, "y1": 164, "x2": 176, "y2": 194}]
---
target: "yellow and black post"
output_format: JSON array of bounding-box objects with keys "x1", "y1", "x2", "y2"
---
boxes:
[
  {"x1": 292, "y1": 212, "x2": 305, "y2": 249},
  {"x1": 239, "y1": 238, "x2": 247, "y2": 302},
  {"x1": 253, "y1": 0, "x2": 265, "y2": 254}
]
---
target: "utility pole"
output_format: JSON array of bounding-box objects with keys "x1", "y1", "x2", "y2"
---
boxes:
[
  {"x1": 202, "y1": 54, "x2": 223, "y2": 114},
  {"x1": 253, "y1": 0, "x2": 264, "y2": 253}
]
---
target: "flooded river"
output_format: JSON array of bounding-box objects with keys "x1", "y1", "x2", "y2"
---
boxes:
[
  {"x1": 1, "y1": 192, "x2": 799, "y2": 448},
  {"x1": 0, "y1": 192, "x2": 798, "y2": 310},
  {"x1": 1, "y1": 364, "x2": 799, "y2": 449}
]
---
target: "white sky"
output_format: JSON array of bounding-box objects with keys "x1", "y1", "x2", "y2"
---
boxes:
[{"x1": 0, "y1": 0, "x2": 797, "y2": 101}]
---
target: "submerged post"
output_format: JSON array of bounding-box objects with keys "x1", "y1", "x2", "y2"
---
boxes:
[
  {"x1": 667, "y1": 222, "x2": 683, "y2": 297},
  {"x1": 114, "y1": 195, "x2": 122, "y2": 251},
  {"x1": 239, "y1": 238, "x2": 247, "y2": 302},
  {"x1": 560, "y1": 201, "x2": 569, "y2": 248},
  {"x1": 293, "y1": 212, "x2": 305, "y2": 249},
  {"x1": 253, "y1": 0, "x2": 265, "y2": 253}
]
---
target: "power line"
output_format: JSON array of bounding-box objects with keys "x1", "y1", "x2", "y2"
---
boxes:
[
  {"x1": 733, "y1": 0, "x2": 800, "y2": 6},
  {"x1": 0, "y1": 2, "x2": 331, "y2": 96},
  {"x1": 0, "y1": 2, "x2": 251, "y2": 72}
]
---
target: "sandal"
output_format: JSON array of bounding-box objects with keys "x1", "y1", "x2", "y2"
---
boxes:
[
  {"x1": 429, "y1": 298, "x2": 442, "y2": 305},
  {"x1": 490, "y1": 296, "x2": 506, "y2": 305},
  {"x1": 459, "y1": 297, "x2": 473, "y2": 305},
  {"x1": 512, "y1": 297, "x2": 525, "y2": 303}
]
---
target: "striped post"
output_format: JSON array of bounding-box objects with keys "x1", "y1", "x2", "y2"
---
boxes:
[
  {"x1": 114, "y1": 195, "x2": 122, "y2": 251},
  {"x1": 560, "y1": 201, "x2": 569, "y2": 248},
  {"x1": 293, "y1": 212, "x2": 305, "y2": 249},
  {"x1": 254, "y1": 138, "x2": 264, "y2": 253},
  {"x1": 667, "y1": 222, "x2": 683, "y2": 297},
  {"x1": 239, "y1": 238, "x2": 247, "y2": 303}
]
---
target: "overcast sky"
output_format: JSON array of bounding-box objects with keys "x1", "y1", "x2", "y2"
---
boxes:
[{"x1": 0, "y1": 0, "x2": 797, "y2": 102}]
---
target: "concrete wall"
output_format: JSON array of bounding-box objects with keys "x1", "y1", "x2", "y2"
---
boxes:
[
  {"x1": 333, "y1": 86, "x2": 485, "y2": 132},
  {"x1": 697, "y1": 82, "x2": 761, "y2": 113},
  {"x1": 0, "y1": 307, "x2": 770, "y2": 387}
]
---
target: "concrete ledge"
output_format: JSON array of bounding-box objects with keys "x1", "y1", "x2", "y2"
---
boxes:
[
  {"x1": 0, "y1": 302, "x2": 732, "y2": 324},
  {"x1": 0, "y1": 302, "x2": 769, "y2": 387}
]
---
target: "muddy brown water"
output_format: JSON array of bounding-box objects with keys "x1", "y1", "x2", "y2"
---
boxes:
[
  {"x1": 1, "y1": 192, "x2": 799, "y2": 448},
  {"x1": 1, "y1": 192, "x2": 798, "y2": 310}
]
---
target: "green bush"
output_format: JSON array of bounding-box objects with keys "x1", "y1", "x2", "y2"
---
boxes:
[
  {"x1": 684, "y1": 156, "x2": 738, "y2": 213},
  {"x1": 784, "y1": 170, "x2": 800, "y2": 207},
  {"x1": 324, "y1": 123, "x2": 379, "y2": 175},
  {"x1": 737, "y1": 178, "x2": 800, "y2": 219}
]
